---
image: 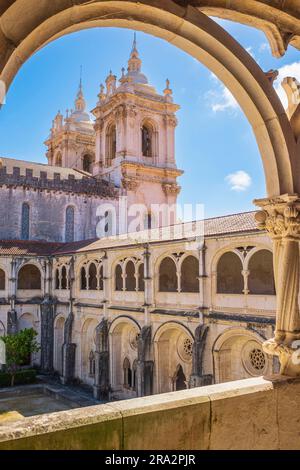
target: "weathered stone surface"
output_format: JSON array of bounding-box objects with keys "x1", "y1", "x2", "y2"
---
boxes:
[{"x1": 1, "y1": 377, "x2": 298, "y2": 450}]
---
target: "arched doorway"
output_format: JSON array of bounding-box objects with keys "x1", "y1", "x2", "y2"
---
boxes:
[
  {"x1": 154, "y1": 323, "x2": 193, "y2": 394},
  {"x1": 110, "y1": 319, "x2": 140, "y2": 399}
]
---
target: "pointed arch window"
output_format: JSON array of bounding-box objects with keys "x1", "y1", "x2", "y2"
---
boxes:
[
  {"x1": 21, "y1": 203, "x2": 30, "y2": 240},
  {"x1": 61, "y1": 266, "x2": 68, "y2": 290},
  {"x1": 115, "y1": 264, "x2": 123, "y2": 291},
  {"x1": 138, "y1": 263, "x2": 145, "y2": 292},
  {"x1": 125, "y1": 261, "x2": 136, "y2": 291},
  {"x1": 65, "y1": 206, "x2": 75, "y2": 243},
  {"x1": 80, "y1": 267, "x2": 87, "y2": 290},
  {"x1": 88, "y1": 263, "x2": 97, "y2": 290}
]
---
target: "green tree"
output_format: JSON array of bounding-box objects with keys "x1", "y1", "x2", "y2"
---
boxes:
[{"x1": 0, "y1": 328, "x2": 40, "y2": 386}]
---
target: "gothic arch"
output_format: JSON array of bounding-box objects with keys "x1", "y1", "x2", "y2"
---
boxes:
[
  {"x1": 109, "y1": 316, "x2": 141, "y2": 395},
  {"x1": 212, "y1": 327, "x2": 272, "y2": 383},
  {"x1": 153, "y1": 321, "x2": 194, "y2": 394},
  {"x1": 17, "y1": 264, "x2": 42, "y2": 290},
  {"x1": 0, "y1": 1, "x2": 297, "y2": 195}
]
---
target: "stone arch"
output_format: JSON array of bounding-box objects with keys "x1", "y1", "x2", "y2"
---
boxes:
[
  {"x1": 153, "y1": 321, "x2": 193, "y2": 394},
  {"x1": 212, "y1": 327, "x2": 272, "y2": 383},
  {"x1": 159, "y1": 256, "x2": 178, "y2": 292},
  {"x1": 216, "y1": 251, "x2": 244, "y2": 294},
  {"x1": 180, "y1": 255, "x2": 199, "y2": 293},
  {"x1": 109, "y1": 316, "x2": 141, "y2": 397},
  {"x1": 125, "y1": 260, "x2": 136, "y2": 292},
  {"x1": 18, "y1": 312, "x2": 35, "y2": 331},
  {"x1": 17, "y1": 264, "x2": 41, "y2": 290},
  {"x1": 0, "y1": 1, "x2": 297, "y2": 195},
  {"x1": 141, "y1": 118, "x2": 157, "y2": 158},
  {"x1": 247, "y1": 249, "x2": 275, "y2": 295},
  {"x1": 54, "y1": 315, "x2": 65, "y2": 375}
]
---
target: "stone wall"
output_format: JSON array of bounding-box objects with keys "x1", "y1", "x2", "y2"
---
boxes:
[
  {"x1": 0, "y1": 376, "x2": 298, "y2": 450},
  {"x1": 0, "y1": 185, "x2": 118, "y2": 242}
]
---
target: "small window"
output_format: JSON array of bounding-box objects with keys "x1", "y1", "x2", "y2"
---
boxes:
[
  {"x1": 138, "y1": 263, "x2": 145, "y2": 292},
  {"x1": 142, "y1": 125, "x2": 152, "y2": 157},
  {"x1": 21, "y1": 203, "x2": 30, "y2": 240},
  {"x1": 106, "y1": 124, "x2": 116, "y2": 166},
  {"x1": 88, "y1": 263, "x2": 97, "y2": 290},
  {"x1": 248, "y1": 250, "x2": 275, "y2": 295},
  {"x1": 65, "y1": 206, "x2": 75, "y2": 243}
]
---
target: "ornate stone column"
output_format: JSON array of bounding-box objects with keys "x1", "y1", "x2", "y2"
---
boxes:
[
  {"x1": 255, "y1": 195, "x2": 300, "y2": 376},
  {"x1": 40, "y1": 295, "x2": 55, "y2": 372},
  {"x1": 61, "y1": 257, "x2": 76, "y2": 383},
  {"x1": 93, "y1": 318, "x2": 109, "y2": 401},
  {"x1": 7, "y1": 258, "x2": 17, "y2": 335},
  {"x1": 137, "y1": 325, "x2": 153, "y2": 397},
  {"x1": 189, "y1": 325, "x2": 212, "y2": 387}
]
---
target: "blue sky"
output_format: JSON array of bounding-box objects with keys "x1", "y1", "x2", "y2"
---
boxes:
[{"x1": 0, "y1": 19, "x2": 299, "y2": 218}]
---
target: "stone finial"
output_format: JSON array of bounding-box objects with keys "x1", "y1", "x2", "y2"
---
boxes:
[
  {"x1": 265, "y1": 69, "x2": 279, "y2": 85},
  {"x1": 282, "y1": 76, "x2": 300, "y2": 119},
  {"x1": 98, "y1": 83, "x2": 106, "y2": 104},
  {"x1": 105, "y1": 71, "x2": 117, "y2": 95},
  {"x1": 164, "y1": 78, "x2": 173, "y2": 102}
]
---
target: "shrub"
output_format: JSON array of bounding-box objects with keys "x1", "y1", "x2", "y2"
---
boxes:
[{"x1": 0, "y1": 369, "x2": 37, "y2": 387}]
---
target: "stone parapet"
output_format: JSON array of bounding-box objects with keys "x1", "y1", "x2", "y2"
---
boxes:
[
  {"x1": 0, "y1": 166, "x2": 118, "y2": 198},
  {"x1": 0, "y1": 376, "x2": 299, "y2": 450}
]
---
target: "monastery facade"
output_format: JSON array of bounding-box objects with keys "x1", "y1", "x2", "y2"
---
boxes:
[{"x1": 0, "y1": 38, "x2": 278, "y2": 400}]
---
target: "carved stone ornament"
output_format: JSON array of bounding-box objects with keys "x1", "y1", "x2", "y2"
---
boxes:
[
  {"x1": 122, "y1": 177, "x2": 139, "y2": 192},
  {"x1": 255, "y1": 196, "x2": 300, "y2": 240},
  {"x1": 163, "y1": 183, "x2": 181, "y2": 196}
]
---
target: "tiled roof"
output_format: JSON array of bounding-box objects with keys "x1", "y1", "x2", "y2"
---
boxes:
[
  {"x1": 204, "y1": 211, "x2": 257, "y2": 236},
  {"x1": 0, "y1": 211, "x2": 260, "y2": 256},
  {"x1": 0, "y1": 240, "x2": 63, "y2": 256}
]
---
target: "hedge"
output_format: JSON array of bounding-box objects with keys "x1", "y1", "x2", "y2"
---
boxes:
[{"x1": 0, "y1": 369, "x2": 37, "y2": 387}]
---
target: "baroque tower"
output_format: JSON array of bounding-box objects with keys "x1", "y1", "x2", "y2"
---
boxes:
[
  {"x1": 45, "y1": 78, "x2": 96, "y2": 173},
  {"x1": 92, "y1": 35, "x2": 183, "y2": 227}
]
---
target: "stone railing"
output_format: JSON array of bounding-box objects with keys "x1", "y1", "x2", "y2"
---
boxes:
[
  {"x1": 0, "y1": 167, "x2": 118, "y2": 198},
  {"x1": 0, "y1": 376, "x2": 299, "y2": 449}
]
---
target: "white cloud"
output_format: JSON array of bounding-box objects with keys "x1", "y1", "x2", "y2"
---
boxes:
[
  {"x1": 259, "y1": 42, "x2": 270, "y2": 53},
  {"x1": 274, "y1": 61, "x2": 300, "y2": 109},
  {"x1": 208, "y1": 86, "x2": 239, "y2": 113},
  {"x1": 246, "y1": 46, "x2": 256, "y2": 60},
  {"x1": 225, "y1": 170, "x2": 252, "y2": 192}
]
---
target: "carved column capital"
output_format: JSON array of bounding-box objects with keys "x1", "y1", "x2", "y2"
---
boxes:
[
  {"x1": 122, "y1": 177, "x2": 139, "y2": 192},
  {"x1": 255, "y1": 195, "x2": 300, "y2": 240},
  {"x1": 163, "y1": 183, "x2": 181, "y2": 196}
]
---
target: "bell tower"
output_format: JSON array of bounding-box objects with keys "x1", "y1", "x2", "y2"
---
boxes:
[
  {"x1": 45, "y1": 77, "x2": 95, "y2": 173},
  {"x1": 92, "y1": 35, "x2": 183, "y2": 224}
]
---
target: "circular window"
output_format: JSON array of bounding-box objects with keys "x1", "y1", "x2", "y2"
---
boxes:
[
  {"x1": 129, "y1": 329, "x2": 139, "y2": 351},
  {"x1": 177, "y1": 334, "x2": 193, "y2": 363},
  {"x1": 249, "y1": 348, "x2": 266, "y2": 371},
  {"x1": 242, "y1": 340, "x2": 267, "y2": 376}
]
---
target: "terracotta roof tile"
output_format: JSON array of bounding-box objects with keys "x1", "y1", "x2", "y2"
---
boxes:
[{"x1": 0, "y1": 212, "x2": 259, "y2": 256}]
